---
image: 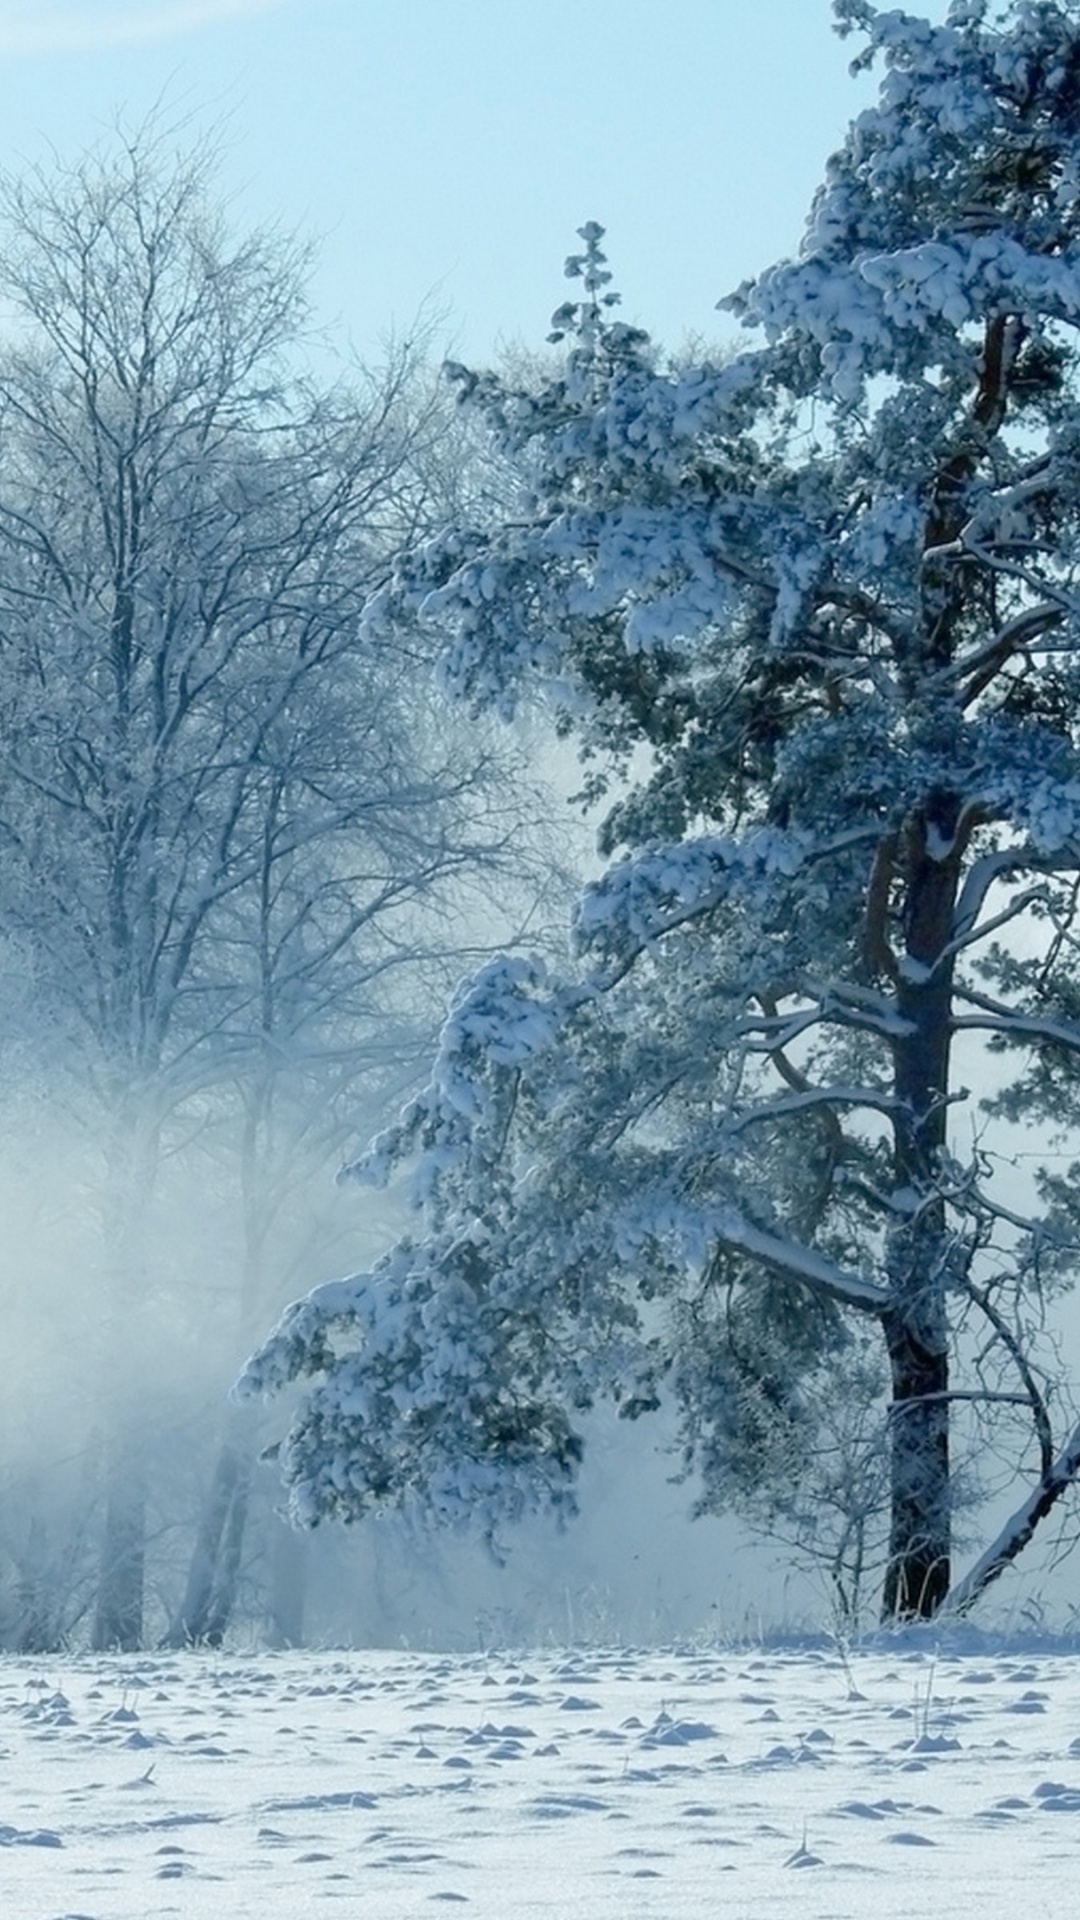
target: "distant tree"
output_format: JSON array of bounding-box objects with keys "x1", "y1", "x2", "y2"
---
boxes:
[
  {"x1": 0, "y1": 122, "x2": 529, "y2": 1649},
  {"x1": 242, "y1": 0, "x2": 1080, "y2": 1624},
  {"x1": 161, "y1": 708, "x2": 535, "y2": 1650}
]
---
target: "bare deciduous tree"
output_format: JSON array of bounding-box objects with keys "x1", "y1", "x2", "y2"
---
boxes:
[{"x1": 0, "y1": 121, "x2": 537, "y2": 1649}]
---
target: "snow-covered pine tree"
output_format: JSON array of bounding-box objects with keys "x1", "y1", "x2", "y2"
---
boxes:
[{"x1": 241, "y1": 0, "x2": 1080, "y2": 1621}]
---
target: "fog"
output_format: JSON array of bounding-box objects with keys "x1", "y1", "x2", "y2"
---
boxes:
[
  {"x1": 4, "y1": 1040, "x2": 1080, "y2": 1658},
  {"x1": 0, "y1": 1068, "x2": 811, "y2": 1652}
]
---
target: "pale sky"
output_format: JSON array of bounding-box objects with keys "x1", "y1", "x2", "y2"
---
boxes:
[{"x1": 0, "y1": 0, "x2": 947, "y2": 363}]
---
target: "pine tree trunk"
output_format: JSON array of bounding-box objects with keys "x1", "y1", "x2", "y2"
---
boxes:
[
  {"x1": 881, "y1": 1281, "x2": 950, "y2": 1618},
  {"x1": 881, "y1": 797, "x2": 961, "y2": 1621}
]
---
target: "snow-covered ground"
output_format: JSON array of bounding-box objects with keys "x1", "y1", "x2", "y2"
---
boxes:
[{"x1": 4, "y1": 1636, "x2": 1080, "y2": 1918}]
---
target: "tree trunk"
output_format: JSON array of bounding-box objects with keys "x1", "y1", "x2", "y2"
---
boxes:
[
  {"x1": 9, "y1": 1518, "x2": 57, "y2": 1654},
  {"x1": 92, "y1": 1433, "x2": 146, "y2": 1650},
  {"x1": 169, "y1": 1088, "x2": 272, "y2": 1648},
  {"x1": 267, "y1": 1519, "x2": 307, "y2": 1648},
  {"x1": 203, "y1": 1449, "x2": 252, "y2": 1645},
  {"x1": 163, "y1": 1415, "x2": 253, "y2": 1647},
  {"x1": 881, "y1": 796, "x2": 961, "y2": 1620},
  {"x1": 881, "y1": 1291, "x2": 950, "y2": 1618},
  {"x1": 91, "y1": 1099, "x2": 159, "y2": 1651}
]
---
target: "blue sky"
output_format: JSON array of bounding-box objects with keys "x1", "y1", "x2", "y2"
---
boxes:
[{"x1": 0, "y1": 1, "x2": 945, "y2": 364}]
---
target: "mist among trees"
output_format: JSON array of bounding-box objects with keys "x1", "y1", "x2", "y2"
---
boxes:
[
  {"x1": 14, "y1": 0, "x2": 1080, "y2": 1649},
  {"x1": 0, "y1": 121, "x2": 559, "y2": 1651}
]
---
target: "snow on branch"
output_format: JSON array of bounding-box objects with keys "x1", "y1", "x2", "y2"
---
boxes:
[
  {"x1": 723, "y1": 1081, "x2": 903, "y2": 1137},
  {"x1": 341, "y1": 954, "x2": 575, "y2": 1215},
  {"x1": 573, "y1": 829, "x2": 808, "y2": 966},
  {"x1": 796, "y1": 976, "x2": 915, "y2": 1039},
  {"x1": 859, "y1": 233, "x2": 1080, "y2": 337},
  {"x1": 943, "y1": 1412, "x2": 1080, "y2": 1616},
  {"x1": 234, "y1": 1270, "x2": 379, "y2": 1400},
  {"x1": 715, "y1": 1208, "x2": 888, "y2": 1315},
  {"x1": 952, "y1": 985, "x2": 1080, "y2": 1056}
]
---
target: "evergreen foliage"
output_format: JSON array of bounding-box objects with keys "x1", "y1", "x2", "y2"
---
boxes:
[{"x1": 243, "y1": 1, "x2": 1080, "y2": 1620}]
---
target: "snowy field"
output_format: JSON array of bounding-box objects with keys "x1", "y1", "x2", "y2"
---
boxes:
[{"x1": 5, "y1": 1636, "x2": 1080, "y2": 1918}]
